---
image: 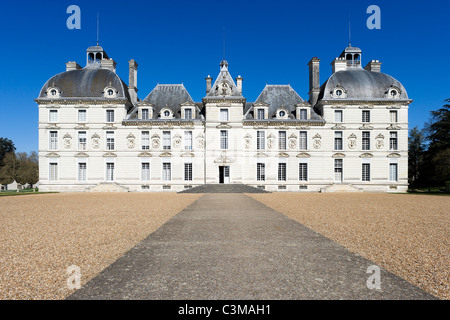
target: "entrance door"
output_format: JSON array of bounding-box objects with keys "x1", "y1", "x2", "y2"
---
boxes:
[{"x1": 219, "y1": 166, "x2": 230, "y2": 184}]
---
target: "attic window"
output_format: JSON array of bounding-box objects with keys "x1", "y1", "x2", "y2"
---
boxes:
[
  {"x1": 51, "y1": 89, "x2": 57, "y2": 96},
  {"x1": 107, "y1": 89, "x2": 114, "y2": 96},
  {"x1": 279, "y1": 110, "x2": 286, "y2": 117},
  {"x1": 336, "y1": 89, "x2": 343, "y2": 97},
  {"x1": 164, "y1": 110, "x2": 170, "y2": 117}
]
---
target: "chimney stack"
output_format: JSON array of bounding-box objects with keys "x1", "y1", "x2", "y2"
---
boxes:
[
  {"x1": 308, "y1": 57, "x2": 320, "y2": 107},
  {"x1": 205, "y1": 75, "x2": 212, "y2": 94},
  {"x1": 128, "y1": 59, "x2": 138, "y2": 104},
  {"x1": 331, "y1": 57, "x2": 347, "y2": 73},
  {"x1": 66, "y1": 61, "x2": 81, "y2": 71},
  {"x1": 101, "y1": 58, "x2": 117, "y2": 72},
  {"x1": 364, "y1": 60, "x2": 382, "y2": 73},
  {"x1": 236, "y1": 75, "x2": 243, "y2": 94}
]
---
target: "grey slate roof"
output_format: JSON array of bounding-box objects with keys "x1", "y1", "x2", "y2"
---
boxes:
[
  {"x1": 38, "y1": 68, "x2": 130, "y2": 101},
  {"x1": 142, "y1": 84, "x2": 195, "y2": 119},
  {"x1": 249, "y1": 85, "x2": 321, "y2": 120},
  {"x1": 318, "y1": 69, "x2": 409, "y2": 101}
]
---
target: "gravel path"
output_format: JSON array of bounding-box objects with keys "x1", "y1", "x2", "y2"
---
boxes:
[
  {"x1": 248, "y1": 193, "x2": 449, "y2": 300},
  {"x1": 0, "y1": 193, "x2": 201, "y2": 299}
]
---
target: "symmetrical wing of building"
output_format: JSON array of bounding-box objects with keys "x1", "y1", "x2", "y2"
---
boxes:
[{"x1": 36, "y1": 44, "x2": 411, "y2": 192}]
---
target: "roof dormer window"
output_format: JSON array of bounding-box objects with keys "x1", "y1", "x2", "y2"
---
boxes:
[
  {"x1": 276, "y1": 107, "x2": 289, "y2": 119},
  {"x1": 103, "y1": 86, "x2": 117, "y2": 98},
  {"x1": 46, "y1": 87, "x2": 61, "y2": 98}
]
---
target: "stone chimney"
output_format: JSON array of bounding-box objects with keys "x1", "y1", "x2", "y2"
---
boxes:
[
  {"x1": 128, "y1": 59, "x2": 138, "y2": 104},
  {"x1": 236, "y1": 75, "x2": 243, "y2": 94},
  {"x1": 364, "y1": 60, "x2": 382, "y2": 73},
  {"x1": 205, "y1": 75, "x2": 212, "y2": 94},
  {"x1": 101, "y1": 58, "x2": 117, "y2": 72},
  {"x1": 331, "y1": 57, "x2": 347, "y2": 73},
  {"x1": 66, "y1": 61, "x2": 81, "y2": 71},
  {"x1": 308, "y1": 57, "x2": 320, "y2": 106}
]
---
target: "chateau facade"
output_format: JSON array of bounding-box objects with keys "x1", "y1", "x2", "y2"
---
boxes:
[{"x1": 36, "y1": 44, "x2": 410, "y2": 192}]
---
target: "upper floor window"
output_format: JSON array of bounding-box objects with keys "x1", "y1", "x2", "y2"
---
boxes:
[
  {"x1": 106, "y1": 110, "x2": 115, "y2": 123},
  {"x1": 362, "y1": 131, "x2": 370, "y2": 150},
  {"x1": 184, "y1": 108, "x2": 193, "y2": 120},
  {"x1": 220, "y1": 130, "x2": 228, "y2": 149},
  {"x1": 78, "y1": 131, "x2": 87, "y2": 151},
  {"x1": 299, "y1": 131, "x2": 307, "y2": 150},
  {"x1": 49, "y1": 131, "x2": 58, "y2": 150},
  {"x1": 256, "y1": 109, "x2": 265, "y2": 120},
  {"x1": 278, "y1": 131, "x2": 286, "y2": 150},
  {"x1": 257, "y1": 131, "x2": 265, "y2": 150},
  {"x1": 162, "y1": 131, "x2": 171, "y2": 150},
  {"x1": 141, "y1": 131, "x2": 150, "y2": 150},
  {"x1": 49, "y1": 110, "x2": 58, "y2": 123},
  {"x1": 334, "y1": 110, "x2": 343, "y2": 123},
  {"x1": 78, "y1": 110, "x2": 87, "y2": 123},
  {"x1": 141, "y1": 108, "x2": 149, "y2": 120},
  {"x1": 362, "y1": 110, "x2": 370, "y2": 123},
  {"x1": 299, "y1": 109, "x2": 308, "y2": 120},
  {"x1": 184, "y1": 131, "x2": 193, "y2": 150},
  {"x1": 334, "y1": 131, "x2": 343, "y2": 150},
  {"x1": 220, "y1": 109, "x2": 229, "y2": 122},
  {"x1": 390, "y1": 110, "x2": 398, "y2": 123},
  {"x1": 106, "y1": 131, "x2": 115, "y2": 150},
  {"x1": 389, "y1": 132, "x2": 398, "y2": 150}
]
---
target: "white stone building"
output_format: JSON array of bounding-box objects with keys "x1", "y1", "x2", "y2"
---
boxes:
[{"x1": 36, "y1": 44, "x2": 410, "y2": 192}]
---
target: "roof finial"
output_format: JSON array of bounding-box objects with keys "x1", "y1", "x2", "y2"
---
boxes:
[
  {"x1": 97, "y1": 12, "x2": 100, "y2": 46},
  {"x1": 222, "y1": 26, "x2": 226, "y2": 61},
  {"x1": 348, "y1": 13, "x2": 351, "y2": 47}
]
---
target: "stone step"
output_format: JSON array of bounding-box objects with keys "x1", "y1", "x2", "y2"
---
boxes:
[{"x1": 178, "y1": 184, "x2": 270, "y2": 194}]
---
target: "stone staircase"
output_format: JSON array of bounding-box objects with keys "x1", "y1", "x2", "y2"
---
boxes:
[
  {"x1": 320, "y1": 184, "x2": 362, "y2": 193},
  {"x1": 178, "y1": 184, "x2": 270, "y2": 194}
]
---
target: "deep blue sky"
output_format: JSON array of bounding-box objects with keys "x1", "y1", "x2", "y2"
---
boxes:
[{"x1": 0, "y1": 0, "x2": 448, "y2": 153}]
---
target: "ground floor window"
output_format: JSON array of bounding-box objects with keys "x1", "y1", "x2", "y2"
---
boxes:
[
  {"x1": 257, "y1": 163, "x2": 265, "y2": 181},
  {"x1": 106, "y1": 163, "x2": 114, "y2": 181},
  {"x1": 362, "y1": 163, "x2": 370, "y2": 182},
  {"x1": 390, "y1": 163, "x2": 398, "y2": 181},
  {"x1": 278, "y1": 163, "x2": 286, "y2": 181},
  {"x1": 184, "y1": 163, "x2": 192, "y2": 181},
  {"x1": 162, "y1": 163, "x2": 171, "y2": 181},
  {"x1": 299, "y1": 163, "x2": 308, "y2": 181},
  {"x1": 334, "y1": 159, "x2": 343, "y2": 182},
  {"x1": 78, "y1": 163, "x2": 87, "y2": 181},
  {"x1": 49, "y1": 163, "x2": 58, "y2": 181},
  {"x1": 141, "y1": 162, "x2": 150, "y2": 181}
]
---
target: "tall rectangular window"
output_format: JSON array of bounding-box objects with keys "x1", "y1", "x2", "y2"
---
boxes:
[
  {"x1": 184, "y1": 108, "x2": 192, "y2": 120},
  {"x1": 78, "y1": 131, "x2": 87, "y2": 151},
  {"x1": 299, "y1": 109, "x2": 307, "y2": 120},
  {"x1": 257, "y1": 163, "x2": 265, "y2": 181},
  {"x1": 362, "y1": 110, "x2": 370, "y2": 123},
  {"x1": 220, "y1": 130, "x2": 228, "y2": 149},
  {"x1": 141, "y1": 163, "x2": 150, "y2": 181},
  {"x1": 106, "y1": 131, "x2": 115, "y2": 150},
  {"x1": 334, "y1": 159, "x2": 343, "y2": 182},
  {"x1": 106, "y1": 110, "x2": 115, "y2": 123},
  {"x1": 106, "y1": 163, "x2": 114, "y2": 181},
  {"x1": 334, "y1": 131, "x2": 343, "y2": 150},
  {"x1": 220, "y1": 109, "x2": 229, "y2": 122},
  {"x1": 49, "y1": 131, "x2": 58, "y2": 150},
  {"x1": 184, "y1": 163, "x2": 193, "y2": 181},
  {"x1": 362, "y1": 131, "x2": 370, "y2": 150},
  {"x1": 141, "y1": 131, "x2": 150, "y2": 150},
  {"x1": 78, "y1": 109, "x2": 87, "y2": 123},
  {"x1": 78, "y1": 163, "x2": 87, "y2": 181},
  {"x1": 334, "y1": 110, "x2": 343, "y2": 123},
  {"x1": 162, "y1": 163, "x2": 171, "y2": 181},
  {"x1": 390, "y1": 163, "x2": 398, "y2": 181},
  {"x1": 390, "y1": 132, "x2": 398, "y2": 150},
  {"x1": 184, "y1": 131, "x2": 193, "y2": 150},
  {"x1": 162, "y1": 131, "x2": 171, "y2": 150},
  {"x1": 49, "y1": 110, "x2": 58, "y2": 122},
  {"x1": 390, "y1": 110, "x2": 398, "y2": 123},
  {"x1": 278, "y1": 131, "x2": 286, "y2": 150},
  {"x1": 299, "y1": 131, "x2": 307, "y2": 150},
  {"x1": 257, "y1": 131, "x2": 265, "y2": 150},
  {"x1": 257, "y1": 109, "x2": 265, "y2": 120},
  {"x1": 299, "y1": 163, "x2": 308, "y2": 181},
  {"x1": 278, "y1": 163, "x2": 286, "y2": 181},
  {"x1": 141, "y1": 109, "x2": 149, "y2": 120},
  {"x1": 362, "y1": 163, "x2": 370, "y2": 182},
  {"x1": 49, "y1": 163, "x2": 58, "y2": 181}
]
